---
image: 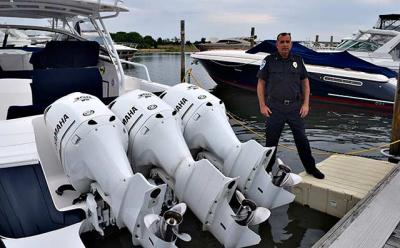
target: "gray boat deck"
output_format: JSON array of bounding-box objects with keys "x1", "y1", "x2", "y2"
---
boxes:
[{"x1": 313, "y1": 164, "x2": 400, "y2": 248}]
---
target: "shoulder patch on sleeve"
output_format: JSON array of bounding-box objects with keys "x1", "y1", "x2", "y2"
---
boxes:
[{"x1": 260, "y1": 59, "x2": 266, "y2": 70}]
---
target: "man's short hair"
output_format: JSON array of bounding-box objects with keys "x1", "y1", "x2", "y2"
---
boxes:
[{"x1": 277, "y1": 32, "x2": 291, "y2": 40}]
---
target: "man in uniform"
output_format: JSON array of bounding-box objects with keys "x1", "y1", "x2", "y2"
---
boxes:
[{"x1": 256, "y1": 32, "x2": 324, "y2": 179}]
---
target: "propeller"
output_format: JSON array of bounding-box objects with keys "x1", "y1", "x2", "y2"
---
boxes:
[
  {"x1": 143, "y1": 203, "x2": 191, "y2": 242},
  {"x1": 232, "y1": 190, "x2": 270, "y2": 226},
  {"x1": 273, "y1": 158, "x2": 302, "y2": 187},
  {"x1": 160, "y1": 203, "x2": 191, "y2": 242},
  {"x1": 277, "y1": 158, "x2": 290, "y2": 169}
]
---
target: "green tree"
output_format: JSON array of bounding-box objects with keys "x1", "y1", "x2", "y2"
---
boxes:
[
  {"x1": 172, "y1": 36, "x2": 179, "y2": 45},
  {"x1": 126, "y1": 32, "x2": 143, "y2": 44},
  {"x1": 143, "y1": 35, "x2": 156, "y2": 48},
  {"x1": 111, "y1": 32, "x2": 129, "y2": 42}
]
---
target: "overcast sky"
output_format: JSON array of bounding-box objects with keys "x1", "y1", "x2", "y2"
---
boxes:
[{"x1": 103, "y1": 0, "x2": 400, "y2": 42}]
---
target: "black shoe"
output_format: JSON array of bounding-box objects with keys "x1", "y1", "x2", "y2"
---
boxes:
[{"x1": 306, "y1": 168, "x2": 325, "y2": 179}]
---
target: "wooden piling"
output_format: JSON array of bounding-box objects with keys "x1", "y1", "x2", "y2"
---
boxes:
[
  {"x1": 180, "y1": 20, "x2": 185, "y2": 82},
  {"x1": 250, "y1": 27, "x2": 255, "y2": 48},
  {"x1": 389, "y1": 65, "x2": 400, "y2": 162}
]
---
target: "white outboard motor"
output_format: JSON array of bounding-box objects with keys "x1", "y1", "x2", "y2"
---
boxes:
[
  {"x1": 44, "y1": 92, "x2": 184, "y2": 248},
  {"x1": 110, "y1": 90, "x2": 270, "y2": 248},
  {"x1": 161, "y1": 83, "x2": 302, "y2": 209}
]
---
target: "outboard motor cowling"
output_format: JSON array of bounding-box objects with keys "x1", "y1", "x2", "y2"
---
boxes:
[
  {"x1": 110, "y1": 90, "x2": 269, "y2": 248},
  {"x1": 44, "y1": 93, "x2": 179, "y2": 248},
  {"x1": 161, "y1": 83, "x2": 302, "y2": 209}
]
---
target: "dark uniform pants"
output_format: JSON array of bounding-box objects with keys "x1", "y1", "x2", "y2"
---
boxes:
[{"x1": 265, "y1": 101, "x2": 316, "y2": 173}]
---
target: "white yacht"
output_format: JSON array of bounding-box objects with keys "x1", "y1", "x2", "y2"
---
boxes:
[
  {"x1": 0, "y1": 1, "x2": 302, "y2": 248},
  {"x1": 81, "y1": 31, "x2": 138, "y2": 61},
  {"x1": 333, "y1": 28, "x2": 400, "y2": 72},
  {"x1": 0, "y1": 28, "x2": 31, "y2": 47},
  {"x1": 195, "y1": 37, "x2": 257, "y2": 51},
  {"x1": 320, "y1": 15, "x2": 400, "y2": 72}
]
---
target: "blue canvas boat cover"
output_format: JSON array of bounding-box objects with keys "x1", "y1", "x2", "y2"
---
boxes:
[{"x1": 246, "y1": 40, "x2": 398, "y2": 79}]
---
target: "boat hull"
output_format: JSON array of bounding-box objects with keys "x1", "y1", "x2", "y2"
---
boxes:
[
  {"x1": 196, "y1": 43, "x2": 251, "y2": 51},
  {"x1": 198, "y1": 59, "x2": 396, "y2": 110}
]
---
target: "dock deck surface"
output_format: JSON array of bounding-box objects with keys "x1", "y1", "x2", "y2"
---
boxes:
[
  {"x1": 311, "y1": 158, "x2": 400, "y2": 248},
  {"x1": 293, "y1": 155, "x2": 394, "y2": 218}
]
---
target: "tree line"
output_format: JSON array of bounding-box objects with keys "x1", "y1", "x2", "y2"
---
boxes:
[{"x1": 110, "y1": 32, "x2": 203, "y2": 49}]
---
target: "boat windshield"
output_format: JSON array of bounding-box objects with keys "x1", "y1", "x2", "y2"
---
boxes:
[
  {"x1": 79, "y1": 21, "x2": 105, "y2": 45},
  {"x1": 336, "y1": 32, "x2": 395, "y2": 52}
]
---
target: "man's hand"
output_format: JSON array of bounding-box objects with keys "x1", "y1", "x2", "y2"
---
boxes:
[
  {"x1": 260, "y1": 104, "x2": 272, "y2": 117},
  {"x1": 299, "y1": 104, "x2": 309, "y2": 118}
]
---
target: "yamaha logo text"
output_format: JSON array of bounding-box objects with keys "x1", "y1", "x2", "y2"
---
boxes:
[
  {"x1": 122, "y1": 106, "x2": 138, "y2": 125},
  {"x1": 53, "y1": 114, "x2": 69, "y2": 144},
  {"x1": 174, "y1": 98, "x2": 188, "y2": 113}
]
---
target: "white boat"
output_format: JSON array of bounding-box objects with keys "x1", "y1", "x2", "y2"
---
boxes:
[
  {"x1": 0, "y1": 1, "x2": 302, "y2": 248},
  {"x1": 0, "y1": 28, "x2": 31, "y2": 47},
  {"x1": 80, "y1": 31, "x2": 138, "y2": 61},
  {"x1": 195, "y1": 37, "x2": 257, "y2": 51},
  {"x1": 328, "y1": 29, "x2": 400, "y2": 73},
  {"x1": 318, "y1": 15, "x2": 400, "y2": 73},
  {"x1": 192, "y1": 39, "x2": 398, "y2": 110},
  {"x1": 114, "y1": 43, "x2": 137, "y2": 60}
]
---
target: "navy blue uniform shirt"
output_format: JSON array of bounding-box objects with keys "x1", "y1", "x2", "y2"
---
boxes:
[{"x1": 257, "y1": 52, "x2": 308, "y2": 101}]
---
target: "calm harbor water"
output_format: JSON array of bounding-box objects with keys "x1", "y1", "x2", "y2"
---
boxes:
[{"x1": 127, "y1": 53, "x2": 393, "y2": 247}]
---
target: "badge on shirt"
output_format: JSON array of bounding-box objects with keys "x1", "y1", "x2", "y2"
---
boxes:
[
  {"x1": 260, "y1": 59, "x2": 266, "y2": 70},
  {"x1": 293, "y1": 61, "x2": 298, "y2": 68}
]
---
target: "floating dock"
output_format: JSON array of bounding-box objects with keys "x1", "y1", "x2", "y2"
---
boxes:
[
  {"x1": 292, "y1": 155, "x2": 395, "y2": 218},
  {"x1": 291, "y1": 154, "x2": 400, "y2": 248},
  {"x1": 313, "y1": 161, "x2": 400, "y2": 248}
]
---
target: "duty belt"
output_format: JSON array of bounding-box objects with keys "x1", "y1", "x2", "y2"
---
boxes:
[{"x1": 269, "y1": 96, "x2": 300, "y2": 105}]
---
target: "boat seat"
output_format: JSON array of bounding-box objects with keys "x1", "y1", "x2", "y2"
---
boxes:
[
  {"x1": 6, "y1": 97, "x2": 117, "y2": 120},
  {"x1": 30, "y1": 67, "x2": 103, "y2": 105},
  {"x1": 0, "y1": 163, "x2": 85, "y2": 238},
  {"x1": 30, "y1": 41, "x2": 100, "y2": 69},
  {"x1": 0, "y1": 66, "x2": 33, "y2": 79},
  {"x1": 6, "y1": 104, "x2": 47, "y2": 120},
  {"x1": 5, "y1": 66, "x2": 116, "y2": 120},
  {"x1": 0, "y1": 47, "x2": 42, "y2": 53}
]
